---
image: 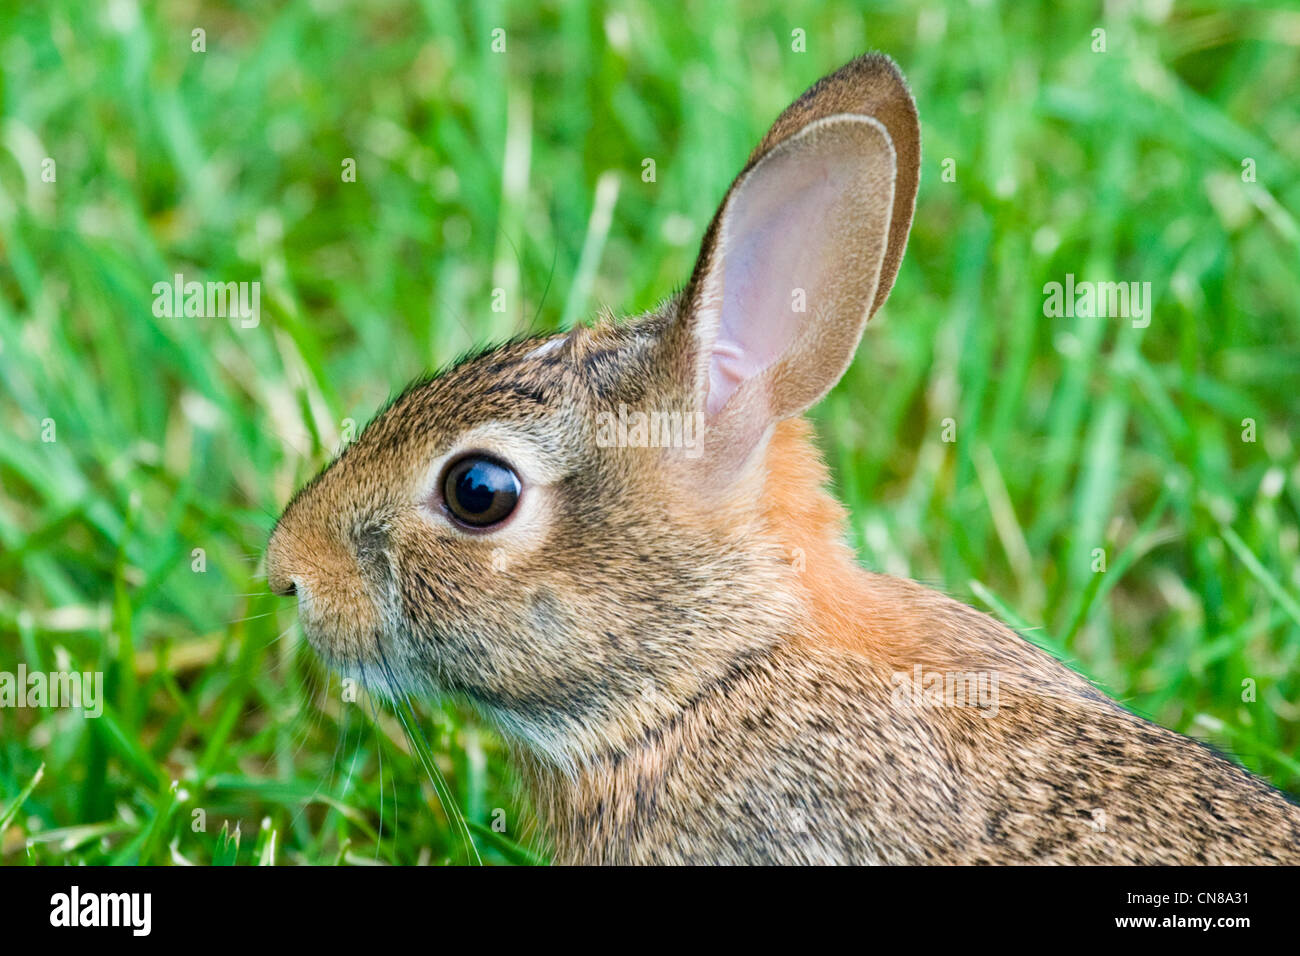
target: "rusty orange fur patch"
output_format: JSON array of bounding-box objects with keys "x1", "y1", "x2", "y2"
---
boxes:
[{"x1": 761, "y1": 417, "x2": 964, "y2": 670}]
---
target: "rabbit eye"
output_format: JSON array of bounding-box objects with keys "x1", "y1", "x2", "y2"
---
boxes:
[{"x1": 441, "y1": 455, "x2": 521, "y2": 528}]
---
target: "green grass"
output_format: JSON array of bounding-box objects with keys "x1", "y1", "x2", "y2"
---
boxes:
[{"x1": 2, "y1": 0, "x2": 1298, "y2": 864}]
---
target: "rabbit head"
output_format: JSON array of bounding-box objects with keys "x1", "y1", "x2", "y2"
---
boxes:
[{"x1": 266, "y1": 53, "x2": 920, "y2": 769}]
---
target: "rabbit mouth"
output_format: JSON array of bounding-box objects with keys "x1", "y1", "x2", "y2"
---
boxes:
[
  {"x1": 301, "y1": 620, "x2": 438, "y2": 703},
  {"x1": 300, "y1": 629, "x2": 423, "y2": 702},
  {"x1": 285, "y1": 542, "x2": 437, "y2": 691}
]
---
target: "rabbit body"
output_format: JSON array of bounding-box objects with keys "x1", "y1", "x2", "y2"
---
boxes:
[
  {"x1": 268, "y1": 55, "x2": 1300, "y2": 864},
  {"x1": 517, "y1": 416, "x2": 1300, "y2": 864}
]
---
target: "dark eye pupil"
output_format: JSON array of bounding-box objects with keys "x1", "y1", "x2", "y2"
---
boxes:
[
  {"x1": 455, "y1": 468, "x2": 495, "y2": 514},
  {"x1": 443, "y1": 456, "x2": 520, "y2": 527}
]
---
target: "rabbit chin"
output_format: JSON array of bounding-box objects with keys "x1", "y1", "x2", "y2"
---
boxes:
[
  {"x1": 303, "y1": 627, "x2": 591, "y2": 774},
  {"x1": 302, "y1": 621, "x2": 442, "y2": 701},
  {"x1": 297, "y1": 612, "x2": 642, "y2": 774}
]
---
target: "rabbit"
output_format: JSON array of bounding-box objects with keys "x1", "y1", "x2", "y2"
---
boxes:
[{"x1": 266, "y1": 53, "x2": 1300, "y2": 864}]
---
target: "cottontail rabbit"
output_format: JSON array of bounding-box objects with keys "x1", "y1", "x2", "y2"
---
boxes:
[{"x1": 267, "y1": 53, "x2": 1300, "y2": 864}]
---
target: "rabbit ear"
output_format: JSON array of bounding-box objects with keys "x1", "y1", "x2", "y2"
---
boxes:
[
  {"x1": 747, "y1": 53, "x2": 920, "y2": 318},
  {"x1": 664, "y1": 54, "x2": 919, "y2": 473}
]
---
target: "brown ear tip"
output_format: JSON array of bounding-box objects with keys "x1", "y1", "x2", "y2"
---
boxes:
[
  {"x1": 852, "y1": 51, "x2": 905, "y2": 77},
  {"x1": 754, "y1": 51, "x2": 919, "y2": 164},
  {"x1": 845, "y1": 51, "x2": 919, "y2": 109}
]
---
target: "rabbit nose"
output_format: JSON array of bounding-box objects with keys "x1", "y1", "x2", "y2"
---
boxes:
[
  {"x1": 266, "y1": 561, "x2": 298, "y2": 598},
  {"x1": 271, "y1": 576, "x2": 297, "y2": 598},
  {"x1": 265, "y1": 529, "x2": 301, "y2": 597}
]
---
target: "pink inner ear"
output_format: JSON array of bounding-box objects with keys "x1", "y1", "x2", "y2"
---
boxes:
[
  {"x1": 706, "y1": 339, "x2": 749, "y2": 417},
  {"x1": 704, "y1": 149, "x2": 849, "y2": 419}
]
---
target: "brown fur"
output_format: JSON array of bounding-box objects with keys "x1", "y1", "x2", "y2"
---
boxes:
[{"x1": 267, "y1": 54, "x2": 1300, "y2": 864}]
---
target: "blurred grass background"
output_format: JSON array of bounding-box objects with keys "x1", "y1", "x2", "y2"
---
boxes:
[{"x1": 1, "y1": 0, "x2": 1299, "y2": 864}]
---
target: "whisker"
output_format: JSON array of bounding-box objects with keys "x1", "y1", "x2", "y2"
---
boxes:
[
  {"x1": 377, "y1": 654, "x2": 480, "y2": 866},
  {"x1": 226, "y1": 609, "x2": 281, "y2": 626},
  {"x1": 369, "y1": 694, "x2": 386, "y2": 862}
]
